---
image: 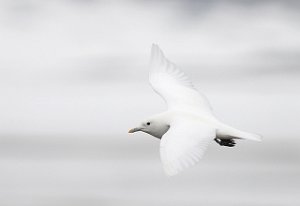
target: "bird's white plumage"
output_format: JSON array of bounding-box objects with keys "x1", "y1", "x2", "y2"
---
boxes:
[
  {"x1": 160, "y1": 117, "x2": 215, "y2": 176},
  {"x1": 129, "y1": 44, "x2": 262, "y2": 176},
  {"x1": 149, "y1": 44, "x2": 213, "y2": 116}
]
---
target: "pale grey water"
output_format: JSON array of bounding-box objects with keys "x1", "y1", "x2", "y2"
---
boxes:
[{"x1": 0, "y1": 135, "x2": 299, "y2": 206}]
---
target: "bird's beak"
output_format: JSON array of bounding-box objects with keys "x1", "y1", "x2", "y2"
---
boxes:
[{"x1": 128, "y1": 127, "x2": 142, "y2": 133}]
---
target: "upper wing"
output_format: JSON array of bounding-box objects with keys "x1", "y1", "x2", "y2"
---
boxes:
[
  {"x1": 160, "y1": 118, "x2": 215, "y2": 176},
  {"x1": 149, "y1": 44, "x2": 212, "y2": 115}
]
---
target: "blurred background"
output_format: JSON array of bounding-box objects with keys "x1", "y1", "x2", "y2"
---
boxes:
[{"x1": 0, "y1": 0, "x2": 299, "y2": 205}]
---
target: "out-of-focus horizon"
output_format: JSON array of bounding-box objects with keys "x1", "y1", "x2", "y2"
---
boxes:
[{"x1": 0, "y1": 1, "x2": 299, "y2": 206}]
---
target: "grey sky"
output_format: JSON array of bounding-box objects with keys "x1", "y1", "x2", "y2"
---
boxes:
[
  {"x1": 0, "y1": 2, "x2": 299, "y2": 206},
  {"x1": 0, "y1": 0, "x2": 299, "y2": 137}
]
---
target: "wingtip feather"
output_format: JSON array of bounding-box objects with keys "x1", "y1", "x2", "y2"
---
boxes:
[{"x1": 151, "y1": 43, "x2": 166, "y2": 64}]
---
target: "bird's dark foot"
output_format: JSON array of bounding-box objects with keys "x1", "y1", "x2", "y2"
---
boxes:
[{"x1": 214, "y1": 138, "x2": 236, "y2": 147}]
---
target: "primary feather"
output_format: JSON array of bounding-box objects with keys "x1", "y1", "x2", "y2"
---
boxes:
[
  {"x1": 160, "y1": 117, "x2": 215, "y2": 176},
  {"x1": 149, "y1": 44, "x2": 213, "y2": 116}
]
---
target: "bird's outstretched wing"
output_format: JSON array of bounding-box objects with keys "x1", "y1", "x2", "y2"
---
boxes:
[
  {"x1": 149, "y1": 44, "x2": 212, "y2": 115},
  {"x1": 160, "y1": 118, "x2": 215, "y2": 176}
]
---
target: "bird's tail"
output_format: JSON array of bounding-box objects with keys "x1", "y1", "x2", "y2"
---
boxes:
[
  {"x1": 234, "y1": 130, "x2": 262, "y2": 141},
  {"x1": 218, "y1": 124, "x2": 262, "y2": 141}
]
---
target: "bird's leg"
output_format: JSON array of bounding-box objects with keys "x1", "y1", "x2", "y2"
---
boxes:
[
  {"x1": 214, "y1": 138, "x2": 222, "y2": 145},
  {"x1": 214, "y1": 138, "x2": 236, "y2": 147}
]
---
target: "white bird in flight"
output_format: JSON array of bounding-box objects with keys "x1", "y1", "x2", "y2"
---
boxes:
[{"x1": 129, "y1": 44, "x2": 261, "y2": 176}]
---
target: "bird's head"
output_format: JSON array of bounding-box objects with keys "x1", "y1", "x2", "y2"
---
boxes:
[{"x1": 128, "y1": 116, "x2": 170, "y2": 139}]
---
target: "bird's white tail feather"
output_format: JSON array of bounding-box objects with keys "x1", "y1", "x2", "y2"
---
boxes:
[
  {"x1": 218, "y1": 125, "x2": 262, "y2": 141},
  {"x1": 235, "y1": 130, "x2": 262, "y2": 141}
]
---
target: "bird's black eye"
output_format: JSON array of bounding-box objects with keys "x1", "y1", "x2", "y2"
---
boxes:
[{"x1": 146, "y1": 122, "x2": 150, "y2": 126}]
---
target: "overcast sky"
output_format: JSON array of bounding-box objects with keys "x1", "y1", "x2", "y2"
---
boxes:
[{"x1": 0, "y1": 0, "x2": 299, "y2": 138}]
